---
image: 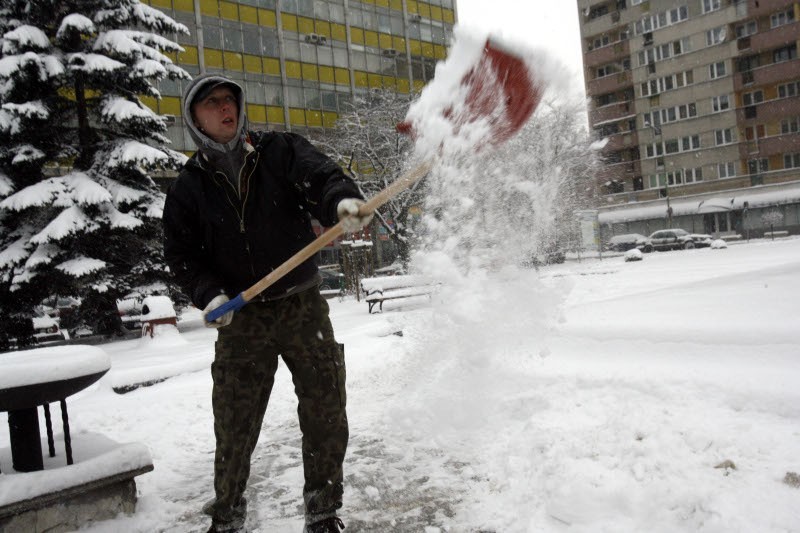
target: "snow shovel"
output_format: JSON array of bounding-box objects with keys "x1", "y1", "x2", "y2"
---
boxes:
[{"x1": 205, "y1": 39, "x2": 543, "y2": 323}]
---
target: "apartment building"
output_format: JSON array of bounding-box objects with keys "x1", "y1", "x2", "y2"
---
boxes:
[
  {"x1": 578, "y1": 0, "x2": 800, "y2": 238},
  {"x1": 142, "y1": 0, "x2": 457, "y2": 153}
]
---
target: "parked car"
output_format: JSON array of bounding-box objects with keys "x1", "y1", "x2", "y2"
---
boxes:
[
  {"x1": 117, "y1": 292, "x2": 145, "y2": 330},
  {"x1": 607, "y1": 233, "x2": 653, "y2": 253},
  {"x1": 648, "y1": 229, "x2": 713, "y2": 250},
  {"x1": 32, "y1": 311, "x2": 70, "y2": 343},
  {"x1": 319, "y1": 269, "x2": 344, "y2": 292},
  {"x1": 39, "y1": 295, "x2": 81, "y2": 318}
]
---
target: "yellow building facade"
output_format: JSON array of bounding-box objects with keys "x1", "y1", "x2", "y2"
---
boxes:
[{"x1": 141, "y1": 0, "x2": 457, "y2": 152}]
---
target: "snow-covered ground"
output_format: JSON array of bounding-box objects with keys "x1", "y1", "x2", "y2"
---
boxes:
[{"x1": 2, "y1": 237, "x2": 800, "y2": 532}]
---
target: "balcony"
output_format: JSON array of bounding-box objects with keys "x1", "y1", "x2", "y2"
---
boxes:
[
  {"x1": 596, "y1": 160, "x2": 641, "y2": 183},
  {"x1": 585, "y1": 40, "x2": 630, "y2": 66},
  {"x1": 746, "y1": 0, "x2": 796, "y2": 17},
  {"x1": 588, "y1": 70, "x2": 632, "y2": 95},
  {"x1": 737, "y1": 37, "x2": 751, "y2": 51},
  {"x1": 581, "y1": 8, "x2": 630, "y2": 36},
  {"x1": 746, "y1": 22, "x2": 800, "y2": 53},
  {"x1": 735, "y1": 98, "x2": 800, "y2": 124},
  {"x1": 601, "y1": 131, "x2": 638, "y2": 152},
  {"x1": 591, "y1": 100, "x2": 632, "y2": 123},
  {"x1": 738, "y1": 134, "x2": 800, "y2": 160},
  {"x1": 735, "y1": 58, "x2": 800, "y2": 90}
]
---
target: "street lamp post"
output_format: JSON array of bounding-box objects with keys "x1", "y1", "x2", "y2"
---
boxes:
[{"x1": 664, "y1": 174, "x2": 672, "y2": 228}]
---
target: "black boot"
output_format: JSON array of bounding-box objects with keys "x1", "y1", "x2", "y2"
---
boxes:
[{"x1": 304, "y1": 517, "x2": 345, "y2": 533}]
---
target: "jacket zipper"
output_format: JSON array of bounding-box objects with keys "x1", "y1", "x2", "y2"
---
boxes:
[
  {"x1": 208, "y1": 150, "x2": 260, "y2": 279},
  {"x1": 239, "y1": 151, "x2": 259, "y2": 279}
]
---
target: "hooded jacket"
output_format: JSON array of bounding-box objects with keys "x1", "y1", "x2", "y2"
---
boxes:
[{"x1": 163, "y1": 75, "x2": 362, "y2": 309}]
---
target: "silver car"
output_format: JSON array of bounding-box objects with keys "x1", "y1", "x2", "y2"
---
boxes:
[{"x1": 648, "y1": 229, "x2": 713, "y2": 250}]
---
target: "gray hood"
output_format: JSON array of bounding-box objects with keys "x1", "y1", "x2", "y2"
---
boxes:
[{"x1": 182, "y1": 73, "x2": 249, "y2": 155}]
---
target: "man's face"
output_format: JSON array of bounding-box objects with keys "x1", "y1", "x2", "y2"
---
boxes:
[{"x1": 192, "y1": 86, "x2": 239, "y2": 144}]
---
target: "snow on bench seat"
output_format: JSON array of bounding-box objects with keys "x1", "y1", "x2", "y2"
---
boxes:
[{"x1": 360, "y1": 275, "x2": 439, "y2": 313}]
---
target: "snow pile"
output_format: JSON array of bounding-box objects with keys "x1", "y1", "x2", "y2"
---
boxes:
[
  {"x1": 624, "y1": 248, "x2": 643, "y2": 261},
  {"x1": 711, "y1": 239, "x2": 728, "y2": 249}
]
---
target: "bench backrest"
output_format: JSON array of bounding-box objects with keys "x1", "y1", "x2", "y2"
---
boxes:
[{"x1": 360, "y1": 275, "x2": 433, "y2": 293}]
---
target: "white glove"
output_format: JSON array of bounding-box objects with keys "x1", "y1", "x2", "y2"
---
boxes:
[
  {"x1": 337, "y1": 198, "x2": 373, "y2": 233},
  {"x1": 203, "y1": 294, "x2": 234, "y2": 328}
]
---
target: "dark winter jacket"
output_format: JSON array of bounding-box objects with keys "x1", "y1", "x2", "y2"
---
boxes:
[{"x1": 162, "y1": 130, "x2": 361, "y2": 310}]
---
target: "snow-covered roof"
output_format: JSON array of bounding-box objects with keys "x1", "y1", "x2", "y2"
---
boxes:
[{"x1": 599, "y1": 184, "x2": 800, "y2": 224}]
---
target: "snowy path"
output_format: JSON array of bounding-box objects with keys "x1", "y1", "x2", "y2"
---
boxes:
[{"x1": 1, "y1": 239, "x2": 799, "y2": 532}]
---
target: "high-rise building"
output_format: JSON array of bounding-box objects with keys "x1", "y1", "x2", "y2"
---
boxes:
[
  {"x1": 142, "y1": 0, "x2": 457, "y2": 153},
  {"x1": 577, "y1": 0, "x2": 800, "y2": 238}
]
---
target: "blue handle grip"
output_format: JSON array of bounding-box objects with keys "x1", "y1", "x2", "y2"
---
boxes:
[{"x1": 205, "y1": 293, "x2": 247, "y2": 322}]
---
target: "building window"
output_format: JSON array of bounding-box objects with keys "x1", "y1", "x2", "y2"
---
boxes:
[
  {"x1": 718, "y1": 162, "x2": 736, "y2": 178},
  {"x1": 715, "y1": 128, "x2": 735, "y2": 145},
  {"x1": 711, "y1": 94, "x2": 730, "y2": 112},
  {"x1": 774, "y1": 45, "x2": 797, "y2": 63},
  {"x1": 685, "y1": 167, "x2": 703, "y2": 183},
  {"x1": 665, "y1": 139, "x2": 680, "y2": 154},
  {"x1": 596, "y1": 92, "x2": 617, "y2": 106},
  {"x1": 748, "y1": 158, "x2": 768, "y2": 174},
  {"x1": 706, "y1": 26, "x2": 726, "y2": 46},
  {"x1": 737, "y1": 55, "x2": 760, "y2": 72},
  {"x1": 666, "y1": 169, "x2": 684, "y2": 185},
  {"x1": 785, "y1": 153, "x2": 800, "y2": 169},
  {"x1": 634, "y1": 5, "x2": 688, "y2": 34},
  {"x1": 681, "y1": 134, "x2": 700, "y2": 151},
  {"x1": 770, "y1": 9, "x2": 795, "y2": 28},
  {"x1": 640, "y1": 70, "x2": 693, "y2": 97},
  {"x1": 589, "y1": 34, "x2": 611, "y2": 50},
  {"x1": 597, "y1": 64, "x2": 621, "y2": 78},
  {"x1": 709, "y1": 61, "x2": 726, "y2": 79},
  {"x1": 778, "y1": 81, "x2": 799, "y2": 98},
  {"x1": 588, "y1": 5, "x2": 609, "y2": 20},
  {"x1": 742, "y1": 90, "x2": 764, "y2": 106},
  {"x1": 702, "y1": 0, "x2": 721, "y2": 14},
  {"x1": 735, "y1": 20, "x2": 757, "y2": 38},
  {"x1": 782, "y1": 117, "x2": 800, "y2": 134},
  {"x1": 745, "y1": 124, "x2": 765, "y2": 140}
]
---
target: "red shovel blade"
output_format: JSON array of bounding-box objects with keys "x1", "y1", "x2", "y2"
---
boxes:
[{"x1": 397, "y1": 39, "x2": 543, "y2": 145}]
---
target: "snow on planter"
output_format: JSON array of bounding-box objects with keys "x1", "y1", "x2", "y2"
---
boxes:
[{"x1": 139, "y1": 295, "x2": 178, "y2": 339}]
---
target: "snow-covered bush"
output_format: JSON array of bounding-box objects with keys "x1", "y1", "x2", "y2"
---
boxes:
[{"x1": 624, "y1": 248, "x2": 643, "y2": 262}]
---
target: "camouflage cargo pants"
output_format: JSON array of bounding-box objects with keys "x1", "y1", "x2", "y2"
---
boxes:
[{"x1": 208, "y1": 287, "x2": 348, "y2": 527}]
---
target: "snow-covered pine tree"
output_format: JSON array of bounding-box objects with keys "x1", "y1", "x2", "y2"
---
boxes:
[
  {"x1": 0, "y1": 4, "x2": 75, "y2": 346},
  {"x1": 0, "y1": 0, "x2": 189, "y2": 344}
]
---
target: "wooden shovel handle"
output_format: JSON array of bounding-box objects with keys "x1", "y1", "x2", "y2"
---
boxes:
[{"x1": 241, "y1": 159, "x2": 433, "y2": 302}]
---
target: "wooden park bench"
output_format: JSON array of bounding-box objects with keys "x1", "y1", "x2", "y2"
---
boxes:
[
  {"x1": 763, "y1": 230, "x2": 789, "y2": 239},
  {"x1": 360, "y1": 275, "x2": 439, "y2": 313}
]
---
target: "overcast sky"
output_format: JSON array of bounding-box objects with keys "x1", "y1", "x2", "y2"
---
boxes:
[{"x1": 454, "y1": 0, "x2": 586, "y2": 98}]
